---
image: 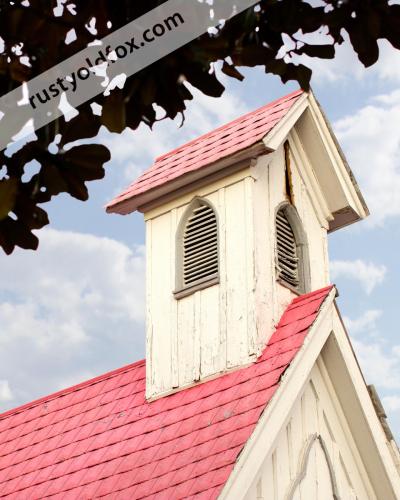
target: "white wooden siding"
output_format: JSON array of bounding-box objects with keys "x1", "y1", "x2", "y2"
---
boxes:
[
  {"x1": 145, "y1": 137, "x2": 331, "y2": 399},
  {"x1": 244, "y1": 360, "x2": 375, "y2": 500}
]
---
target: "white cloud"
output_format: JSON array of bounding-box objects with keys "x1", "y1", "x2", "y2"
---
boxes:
[
  {"x1": 343, "y1": 309, "x2": 382, "y2": 335},
  {"x1": 353, "y1": 337, "x2": 400, "y2": 438},
  {"x1": 382, "y1": 395, "x2": 400, "y2": 412},
  {"x1": 344, "y1": 310, "x2": 400, "y2": 437},
  {"x1": 330, "y1": 259, "x2": 386, "y2": 294},
  {"x1": 304, "y1": 37, "x2": 400, "y2": 84},
  {"x1": 352, "y1": 337, "x2": 400, "y2": 391},
  {"x1": 55, "y1": 371, "x2": 96, "y2": 392},
  {"x1": 341, "y1": 310, "x2": 400, "y2": 434},
  {"x1": 0, "y1": 381, "x2": 13, "y2": 402},
  {"x1": 333, "y1": 89, "x2": 400, "y2": 224},
  {"x1": 0, "y1": 228, "x2": 145, "y2": 412}
]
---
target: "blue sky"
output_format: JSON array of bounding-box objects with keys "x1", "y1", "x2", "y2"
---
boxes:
[{"x1": 1, "y1": 37, "x2": 400, "y2": 440}]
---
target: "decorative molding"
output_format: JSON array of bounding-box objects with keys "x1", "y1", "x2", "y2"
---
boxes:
[
  {"x1": 174, "y1": 196, "x2": 220, "y2": 295},
  {"x1": 285, "y1": 433, "x2": 340, "y2": 500},
  {"x1": 288, "y1": 128, "x2": 332, "y2": 229},
  {"x1": 274, "y1": 201, "x2": 311, "y2": 295},
  {"x1": 263, "y1": 93, "x2": 309, "y2": 151}
]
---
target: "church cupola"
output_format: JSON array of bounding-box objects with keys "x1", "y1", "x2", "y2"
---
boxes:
[{"x1": 106, "y1": 89, "x2": 368, "y2": 399}]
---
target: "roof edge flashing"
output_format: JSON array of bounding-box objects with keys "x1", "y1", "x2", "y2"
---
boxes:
[{"x1": 106, "y1": 142, "x2": 269, "y2": 215}]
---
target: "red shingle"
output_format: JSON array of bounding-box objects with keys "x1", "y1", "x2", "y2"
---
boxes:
[
  {"x1": 106, "y1": 90, "x2": 304, "y2": 214},
  {"x1": 0, "y1": 286, "x2": 332, "y2": 498}
]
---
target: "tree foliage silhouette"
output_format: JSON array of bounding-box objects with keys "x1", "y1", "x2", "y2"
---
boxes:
[{"x1": 0, "y1": 0, "x2": 399, "y2": 254}]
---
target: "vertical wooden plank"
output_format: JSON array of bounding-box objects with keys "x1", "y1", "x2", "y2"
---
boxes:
[
  {"x1": 252, "y1": 155, "x2": 274, "y2": 349},
  {"x1": 176, "y1": 200, "x2": 195, "y2": 387},
  {"x1": 145, "y1": 219, "x2": 153, "y2": 396},
  {"x1": 286, "y1": 420, "x2": 294, "y2": 481},
  {"x1": 218, "y1": 187, "x2": 228, "y2": 372},
  {"x1": 299, "y1": 382, "x2": 319, "y2": 499},
  {"x1": 148, "y1": 212, "x2": 173, "y2": 395},
  {"x1": 193, "y1": 291, "x2": 201, "y2": 382},
  {"x1": 272, "y1": 428, "x2": 292, "y2": 500},
  {"x1": 261, "y1": 454, "x2": 274, "y2": 500},
  {"x1": 256, "y1": 477, "x2": 263, "y2": 500},
  {"x1": 225, "y1": 180, "x2": 248, "y2": 367},
  {"x1": 289, "y1": 398, "x2": 305, "y2": 485},
  {"x1": 316, "y1": 440, "x2": 335, "y2": 498},
  {"x1": 199, "y1": 284, "x2": 220, "y2": 378},
  {"x1": 177, "y1": 294, "x2": 195, "y2": 386},
  {"x1": 298, "y1": 440, "x2": 318, "y2": 499},
  {"x1": 244, "y1": 176, "x2": 257, "y2": 356},
  {"x1": 272, "y1": 451, "x2": 278, "y2": 500},
  {"x1": 170, "y1": 208, "x2": 179, "y2": 388}
]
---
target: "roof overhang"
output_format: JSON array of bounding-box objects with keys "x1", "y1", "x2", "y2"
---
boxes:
[
  {"x1": 262, "y1": 90, "x2": 369, "y2": 232},
  {"x1": 107, "y1": 141, "x2": 270, "y2": 214},
  {"x1": 107, "y1": 90, "x2": 369, "y2": 232}
]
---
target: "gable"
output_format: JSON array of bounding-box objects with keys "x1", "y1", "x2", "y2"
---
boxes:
[
  {"x1": 0, "y1": 287, "x2": 333, "y2": 499},
  {"x1": 239, "y1": 360, "x2": 375, "y2": 499},
  {"x1": 220, "y1": 292, "x2": 400, "y2": 499}
]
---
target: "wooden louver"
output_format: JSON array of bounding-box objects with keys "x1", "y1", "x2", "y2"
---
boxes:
[
  {"x1": 276, "y1": 209, "x2": 299, "y2": 288},
  {"x1": 183, "y1": 204, "x2": 218, "y2": 287}
]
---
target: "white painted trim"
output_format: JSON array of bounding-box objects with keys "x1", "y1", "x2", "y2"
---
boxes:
[
  {"x1": 287, "y1": 129, "x2": 332, "y2": 229},
  {"x1": 327, "y1": 309, "x2": 400, "y2": 495},
  {"x1": 109, "y1": 144, "x2": 267, "y2": 215},
  {"x1": 262, "y1": 94, "x2": 309, "y2": 151},
  {"x1": 306, "y1": 92, "x2": 368, "y2": 219},
  {"x1": 219, "y1": 287, "x2": 337, "y2": 499},
  {"x1": 262, "y1": 90, "x2": 368, "y2": 231},
  {"x1": 314, "y1": 356, "x2": 377, "y2": 499},
  {"x1": 219, "y1": 290, "x2": 400, "y2": 499}
]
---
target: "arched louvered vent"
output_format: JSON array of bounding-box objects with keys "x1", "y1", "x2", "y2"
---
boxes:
[
  {"x1": 183, "y1": 203, "x2": 218, "y2": 287},
  {"x1": 276, "y1": 208, "x2": 299, "y2": 288}
]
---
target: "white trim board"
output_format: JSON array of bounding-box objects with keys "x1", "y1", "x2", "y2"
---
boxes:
[{"x1": 219, "y1": 288, "x2": 400, "y2": 499}]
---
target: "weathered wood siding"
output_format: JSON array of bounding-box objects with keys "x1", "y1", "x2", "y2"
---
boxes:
[
  {"x1": 145, "y1": 136, "x2": 331, "y2": 399},
  {"x1": 243, "y1": 359, "x2": 375, "y2": 499}
]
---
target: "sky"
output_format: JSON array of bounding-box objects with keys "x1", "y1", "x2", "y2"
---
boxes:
[{"x1": 1, "y1": 33, "x2": 400, "y2": 442}]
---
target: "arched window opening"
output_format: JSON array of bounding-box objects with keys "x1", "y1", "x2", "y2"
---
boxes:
[
  {"x1": 276, "y1": 208, "x2": 300, "y2": 288},
  {"x1": 275, "y1": 204, "x2": 310, "y2": 294},
  {"x1": 175, "y1": 199, "x2": 219, "y2": 297}
]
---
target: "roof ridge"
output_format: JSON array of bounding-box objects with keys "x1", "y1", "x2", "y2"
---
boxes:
[
  {"x1": 0, "y1": 359, "x2": 145, "y2": 421},
  {"x1": 154, "y1": 89, "x2": 304, "y2": 163}
]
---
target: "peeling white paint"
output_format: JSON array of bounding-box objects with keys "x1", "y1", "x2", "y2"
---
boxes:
[{"x1": 145, "y1": 131, "x2": 332, "y2": 399}]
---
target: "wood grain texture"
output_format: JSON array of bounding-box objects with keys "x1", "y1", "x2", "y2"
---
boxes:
[
  {"x1": 244, "y1": 362, "x2": 374, "y2": 499},
  {"x1": 145, "y1": 137, "x2": 333, "y2": 398}
]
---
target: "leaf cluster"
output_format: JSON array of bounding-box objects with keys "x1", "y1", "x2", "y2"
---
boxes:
[{"x1": 0, "y1": 0, "x2": 399, "y2": 253}]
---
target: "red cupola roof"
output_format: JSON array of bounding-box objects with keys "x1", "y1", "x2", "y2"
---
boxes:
[{"x1": 106, "y1": 90, "x2": 304, "y2": 214}]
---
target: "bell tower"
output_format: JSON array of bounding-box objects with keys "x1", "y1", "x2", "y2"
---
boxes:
[{"x1": 106, "y1": 90, "x2": 368, "y2": 400}]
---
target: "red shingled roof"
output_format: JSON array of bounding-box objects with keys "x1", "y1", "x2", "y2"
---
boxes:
[
  {"x1": 0, "y1": 285, "x2": 333, "y2": 499},
  {"x1": 106, "y1": 89, "x2": 304, "y2": 214}
]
